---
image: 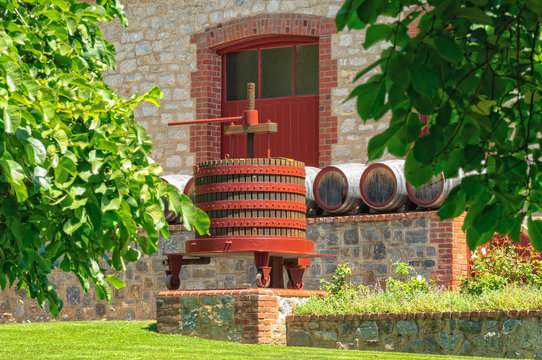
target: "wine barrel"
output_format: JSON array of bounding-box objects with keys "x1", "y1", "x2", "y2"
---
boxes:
[
  {"x1": 313, "y1": 163, "x2": 367, "y2": 214},
  {"x1": 304, "y1": 166, "x2": 321, "y2": 215},
  {"x1": 160, "y1": 174, "x2": 195, "y2": 224},
  {"x1": 189, "y1": 158, "x2": 315, "y2": 255},
  {"x1": 360, "y1": 159, "x2": 409, "y2": 211},
  {"x1": 406, "y1": 173, "x2": 457, "y2": 209}
]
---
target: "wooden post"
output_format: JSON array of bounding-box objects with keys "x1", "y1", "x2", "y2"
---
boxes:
[{"x1": 247, "y1": 83, "x2": 255, "y2": 158}]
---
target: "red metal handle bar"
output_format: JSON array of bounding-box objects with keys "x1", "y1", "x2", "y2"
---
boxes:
[{"x1": 168, "y1": 116, "x2": 243, "y2": 126}]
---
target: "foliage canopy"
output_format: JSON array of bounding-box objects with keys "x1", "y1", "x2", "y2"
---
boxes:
[
  {"x1": 337, "y1": 0, "x2": 542, "y2": 250},
  {"x1": 0, "y1": 0, "x2": 209, "y2": 316}
]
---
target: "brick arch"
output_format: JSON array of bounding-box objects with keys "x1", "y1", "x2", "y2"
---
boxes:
[{"x1": 189, "y1": 13, "x2": 337, "y2": 167}]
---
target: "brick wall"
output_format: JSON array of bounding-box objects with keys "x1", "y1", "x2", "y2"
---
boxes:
[{"x1": 0, "y1": 213, "x2": 468, "y2": 323}]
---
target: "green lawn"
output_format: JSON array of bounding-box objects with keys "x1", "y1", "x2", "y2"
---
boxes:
[{"x1": 0, "y1": 321, "x2": 498, "y2": 359}]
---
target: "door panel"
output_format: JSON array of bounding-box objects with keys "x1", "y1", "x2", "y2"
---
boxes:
[{"x1": 221, "y1": 95, "x2": 318, "y2": 166}]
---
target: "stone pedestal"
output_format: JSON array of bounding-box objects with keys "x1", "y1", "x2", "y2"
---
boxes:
[{"x1": 156, "y1": 288, "x2": 325, "y2": 345}]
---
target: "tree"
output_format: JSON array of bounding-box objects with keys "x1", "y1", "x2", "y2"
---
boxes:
[
  {"x1": 337, "y1": 0, "x2": 542, "y2": 250},
  {"x1": 0, "y1": 0, "x2": 209, "y2": 316}
]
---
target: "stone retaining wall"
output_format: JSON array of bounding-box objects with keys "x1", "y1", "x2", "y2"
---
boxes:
[
  {"x1": 157, "y1": 288, "x2": 324, "y2": 345},
  {"x1": 0, "y1": 212, "x2": 468, "y2": 323},
  {"x1": 286, "y1": 311, "x2": 542, "y2": 358}
]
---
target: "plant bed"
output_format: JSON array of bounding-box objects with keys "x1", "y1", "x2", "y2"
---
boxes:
[{"x1": 288, "y1": 243, "x2": 542, "y2": 358}]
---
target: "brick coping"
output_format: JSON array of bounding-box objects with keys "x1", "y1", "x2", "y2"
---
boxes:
[
  {"x1": 167, "y1": 211, "x2": 440, "y2": 231},
  {"x1": 157, "y1": 288, "x2": 326, "y2": 297},
  {"x1": 286, "y1": 309, "x2": 542, "y2": 322},
  {"x1": 307, "y1": 211, "x2": 438, "y2": 224}
]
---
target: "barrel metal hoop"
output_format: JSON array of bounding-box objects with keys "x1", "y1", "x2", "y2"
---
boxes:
[
  {"x1": 210, "y1": 217, "x2": 306, "y2": 230},
  {"x1": 195, "y1": 182, "x2": 306, "y2": 195},
  {"x1": 197, "y1": 200, "x2": 306, "y2": 212},
  {"x1": 194, "y1": 165, "x2": 305, "y2": 178}
]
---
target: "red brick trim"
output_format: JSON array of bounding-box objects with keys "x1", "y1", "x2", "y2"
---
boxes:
[
  {"x1": 189, "y1": 14, "x2": 337, "y2": 166},
  {"x1": 286, "y1": 309, "x2": 542, "y2": 323},
  {"x1": 430, "y1": 213, "x2": 467, "y2": 289},
  {"x1": 157, "y1": 288, "x2": 326, "y2": 297},
  {"x1": 307, "y1": 211, "x2": 439, "y2": 224}
]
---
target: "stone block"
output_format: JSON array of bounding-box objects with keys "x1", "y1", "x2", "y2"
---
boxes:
[
  {"x1": 459, "y1": 319, "x2": 482, "y2": 334},
  {"x1": 397, "y1": 321, "x2": 418, "y2": 336},
  {"x1": 419, "y1": 320, "x2": 445, "y2": 335},
  {"x1": 410, "y1": 339, "x2": 425, "y2": 352},
  {"x1": 439, "y1": 333, "x2": 463, "y2": 352},
  {"x1": 473, "y1": 330, "x2": 503, "y2": 353},
  {"x1": 405, "y1": 230, "x2": 427, "y2": 244},
  {"x1": 383, "y1": 335, "x2": 404, "y2": 351},
  {"x1": 344, "y1": 229, "x2": 359, "y2": 245},
  {"x1": 314, "y1": 331, "x2": 338, "y2": 342},
  {"x1": 486, "y1": 320, "x2": 499, "y2": 329},
  {"x1": 373, "y1": 244, "x2": 386, "y2": 260},
  {"x1": 459, "y1": 340, "x2": 471, "y2": 356},
  {"x1": 182, "y1": 310, "x2": 199, "y2": 333},
  {"x1": 514, "y1": 322, "x2": 542, "y2": 351},
  {"x1": 505, "y1": 348, "x2": 525, "y2": 359},
  {"x1": 65, "y1": 286, "x2": 81, "y2": 306},
  {"x1": 502, "y1": 319, "x2": 522, "y2": 334},
  {"x1": 289, "y1": 330, "x2": 313, "y2": 347},
  {"x1": 356, "y1": 321, "x2": 379, "y2": 339},
  {"x1": 427, "y1": 335, "x2": 440, "y2": 352},
  {"x1": 215, "y1": 306, "x2": 233, "y2": 323},
  {"x1": 338, "y1": 321, "x2": 357, "y2": 338}
]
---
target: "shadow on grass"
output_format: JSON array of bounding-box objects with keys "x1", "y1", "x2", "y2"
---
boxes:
[{"x1": 143, "y1": 322, "x2": 157, "y2": 333}]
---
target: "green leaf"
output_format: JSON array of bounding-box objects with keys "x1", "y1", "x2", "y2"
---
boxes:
[
  {"x1": 194, "y1": 208, "x2": 211, "y2": 236},
  {"x1": 456, "y1": 7, "x2": 494, "y2": 25},
  {"x1": 3, "y1": 62, "x2": 22, "y2": 92},
  {"x1": 437, "y1": 186, "x2": 467, "y2": 220},
  {"x1": 180, "y1": 194, "x2": 196, "y2": 231},
  {"x1": 354, "y1": 80, "x2": 385, "y2": 120},
  {"x1": 528, "y1": 217, "x2": 542, "y2": 251},
  {"x1": 105, "y1": 275, "x2": 126, "y2": 289},
  {"x1": 123, "y1": 247, "x2": 140, "y2": 262},
  {"x1": 404, "y1": 151, "x2": 434, "y2": 187},
  {"x1": 367, "y1": 121, "x2": 401, "y2": 160},
  {"x1": 101, "y1": 195, "x2": 121, "y2": 212},
  {"x1": 364, "y1": 24, "x2": 392, "y2": 49},
  {"x1": 26, "y1": 138, "x2": 47, "y2": 164},
  {"x1": 63, "y1": 216, "x2": 83, "y2": 235},
  {"x1": 0, "y1": 159, "x2": 27, "y2": 201},
  {"x1": 434, "y1": 34, "x2": 462, "y2": 63},
  {"x1": 53, "y1": 129, "x2": 69, "y2": 153},
  {"x1": 410, "y1": 63, "x2": 439, "y2": 96},
  {"x1": 4, "y1": 104, "x2": 21, "y2": 134}
]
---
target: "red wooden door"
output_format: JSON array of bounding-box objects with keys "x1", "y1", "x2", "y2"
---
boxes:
[{"x1": 221, "y1": 39, "x2": 319, "y2": 167}]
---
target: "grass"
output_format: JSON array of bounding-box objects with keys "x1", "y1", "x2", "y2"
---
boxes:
[
  {"x1": 296, "y1": 286, "x2": 542, "y2": 316},
  {"x1": 0, "y1": 320, "x2": 500, "y2": 360}
]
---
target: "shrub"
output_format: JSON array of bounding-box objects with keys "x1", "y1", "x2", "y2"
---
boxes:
[{"x1": 461, "y1": 235, "x2": 542, "y2": 295}]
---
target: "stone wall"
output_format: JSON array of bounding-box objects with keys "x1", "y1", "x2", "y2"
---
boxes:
[
  {"x1": 286, "y1": 311, "x2": 542, "y2": 358},
  {"x1": 101, "y1": 0, "x2": 391, "y2": 173},
  {"x1": 157, "y1": 288, "x2": 324, "y2": 345},
  {"x1": 0, "y1": 212, "x2": 468, "y2": 323},
  {"x1": 177, "y1": 211, "x2": 468, "y2": 291}
]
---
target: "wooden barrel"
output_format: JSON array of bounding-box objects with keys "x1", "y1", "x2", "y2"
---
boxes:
[
  {"x1": 313, "y1": 163, "x2": 367, "y2": 214},
  {"x1": 304, "y1": 166, "x2": 321, "y2": 215},
  {"x1": 160, "y1": 174, "x2": 195, "y2": 224},
  {"x1": 360, "y1": 159, "x2": 409, "y2": 211},
  {"x1": 406, "y1": 173, "x2": 456, "y2": 209},
  {"x1": 189, "y1": 158, "x2": 315, "y2": 255}
]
